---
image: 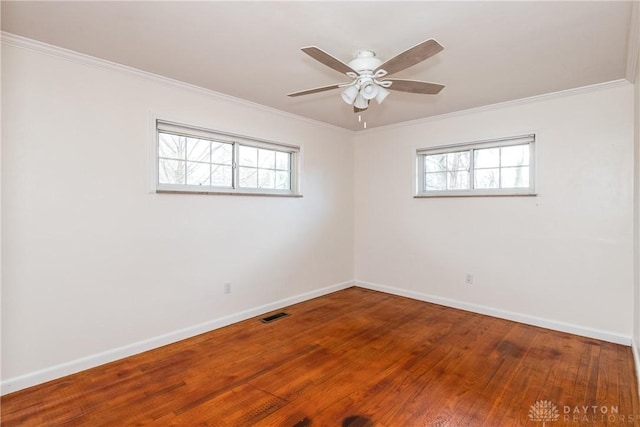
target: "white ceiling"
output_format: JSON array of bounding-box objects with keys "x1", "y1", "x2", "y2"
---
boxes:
[{"x1": 1, "y1": 1, "x2": 634, "y2": 131}]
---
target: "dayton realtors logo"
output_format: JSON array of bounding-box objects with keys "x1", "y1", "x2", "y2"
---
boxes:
[
  {"x1": 529, "y1": 400, "x2": 560, "y2": 426},
  {"x1": 529, "y1": 401, "x2": 639, "y2": 424}
]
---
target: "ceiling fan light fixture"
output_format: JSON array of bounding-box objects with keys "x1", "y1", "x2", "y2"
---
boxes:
[
  {"x1": 360, "y1": 80, "x2": 379, "y2": 100},
  {"x1": 354, "y1": 93, "x2": 368, "y2": 109},
  {"x1": 375, "y1": 86, "x2": 390, "y2": 104},
  {"x1": 341, "y1": 85, "x2": 359, "y2": 105}
]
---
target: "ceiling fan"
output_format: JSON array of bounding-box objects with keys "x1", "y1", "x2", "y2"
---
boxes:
[{"x1": 287, "y1": 39, "x2": 445, "y2": 113}]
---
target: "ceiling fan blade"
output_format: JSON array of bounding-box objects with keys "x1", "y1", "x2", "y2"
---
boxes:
[
  {"x1": 302, "y1": 46, "x2": 357, "y2": 75},
  {"x1": 375, "y1": 39, "x2": 444, "y2": 76},
  {"x1": 287, "y1": 83, "x2": 344, "y2": 97},
  {"x1": 386, "y1": 79, "x2": 444, "y2": 95}
]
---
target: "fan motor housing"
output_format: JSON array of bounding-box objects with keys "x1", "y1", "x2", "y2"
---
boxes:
[{"x1": 349, "y1": 50, "x2": 382, "y2": 73}]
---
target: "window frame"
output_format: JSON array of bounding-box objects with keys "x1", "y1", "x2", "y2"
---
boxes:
[
  {"x1": 415, "y1": 134, "x2": 536, "y2": 197},
  {"x1": 152, "y1": 119, "x2": 302, "y2": 197}
]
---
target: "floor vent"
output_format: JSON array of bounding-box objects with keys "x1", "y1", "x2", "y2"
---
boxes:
[{"x1": 261, "y1": 312, "x2": 289, "y2": 323}]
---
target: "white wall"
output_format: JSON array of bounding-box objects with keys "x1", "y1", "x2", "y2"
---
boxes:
[
  {"x1": 1, "y1": 41, "x2": 354, "y2": 388},
  {"x1": 633, "y1": 1, "x2": 640, "y2": 384},
  {"x1": 355, "y1": 83, "x2": 635, "y2": 340},
  {"x1": 634, "y1": 50, "x2": 640, "y2": 395}
]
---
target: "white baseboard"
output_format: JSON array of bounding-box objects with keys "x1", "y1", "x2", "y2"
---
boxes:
[
  {"x1": 633, "y1": 339, "x2": 640, "y2": 399},
  {"x1": 356, "y1": 280, "x2": 632, "y2": 346},
  {"x1": 2, "y1": 279, "x2": 631, "y2": 396},
  {"x1": 0, "y1": 280, "x2": 354, "y2": 395}
]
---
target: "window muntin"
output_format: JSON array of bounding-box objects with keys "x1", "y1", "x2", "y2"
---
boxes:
[
  {"x1": 473, "y1": 144, "x2": 530, "y2": 189},
  {"x1": 238, "y1": 146, "x2": 291, "y2": 190},
  {"x1": 424, "y1": 150, "x2": 471, "y2": 191},
  {"x1": 158, "y1": 132, "x2": 233, "y2": 187},
  {"x1": 155, "y1": 120, "x2": 300, "y2": 196},
  {"x1": 417, "y1": 135, "x2": 535, "y2": 197}
]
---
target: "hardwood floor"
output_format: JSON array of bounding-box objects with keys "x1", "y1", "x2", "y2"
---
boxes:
[{"x1": 2, "y1": 287, "x2": 638, "y2": 426}]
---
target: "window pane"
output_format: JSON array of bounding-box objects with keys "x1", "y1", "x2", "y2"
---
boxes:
[
  {"x1": 501, "y1": 144, "x2": 529, "y2": 167},
  {"x1": 447, "y1": 171, "x2": 470, "y2": 190},
  {"x1": 239, "y1": 167, "x2": 257, "y2": 188},
  {"x1": 159, "y1": 133, "x2": 186, "y2": 160},
  {"x1": 239, "y1": 146, "x2": 258, "y2": 167},
  {"x1": 212, "y1": 142, "x2": 233, "y2": 165},
  {"x1": 475, "y1": 147, "x2": 500, "y2": 168},
  {"x1": 211, "y1": 165, "x2": 232, "y2": 187},
  {"x1": 275, "y1": 152, "x2": 290, "y2": 170},
  {"x1": 475, "y1": 168, "x2": 500, "y2": 189},
  {"x1": 186, "y1": 161, "x2": 210, "y2": 186},
  {"x1": 186, "y1": 138, "x2": 210, "y2": 162},
  {"x1": 258, "y1": 169, "x2": 275, "y2": 189},
  {"x1": 447, "y1": 151, "x2": 470, "y2": 171},
  {"x1": 258, "y1": 149, "x2": 276, "y2": 169},
  {"x1": 275, "y1": 171, "x2": 290, "y2": 189},
  {"x1": 501, "y1": 166, "x2": 529, "y2": 188},
  {"x1": 425, "y1": 172, "x2": 446, "y2": 191},
  {"x1": 158, "y1": 159, "x2": 185, "y2": 184},
  {"x1": 425, "y1": 154, "x2": 446, "y2": 172}
]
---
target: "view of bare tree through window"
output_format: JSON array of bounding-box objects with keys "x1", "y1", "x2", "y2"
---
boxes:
[
  {"x1": 474, "y1": 147, "x2": 500, "y2": 189},
  {"x1": 238, "y1": 146, "x2": 291, "y2": 190},
  {"x1": 500, "y1": 144, "x2": 529, "y2": 188},
  {"x1": 423, "y1": 142, "x2": 530, "y2": 193},
  {"x1": 425, "y1": 151, "x2": 470, "y2": 191},
  {"x1": 156, "y1": 121, "x2": 299, "y2": 195},
  {"x1": 474, "y1": 144, "x2": 529, "y2": 189},
  {"x1": 158, "y1": 132, "x2": 233, "y2": 186}
]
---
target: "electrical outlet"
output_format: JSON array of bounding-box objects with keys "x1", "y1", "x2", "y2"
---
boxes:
[
  {"x1": 465, "y1": 273, "x2": 473, "y2": 285},
  {"x1": 223, "y1": 282, "x2": 231, "y2": 294}
]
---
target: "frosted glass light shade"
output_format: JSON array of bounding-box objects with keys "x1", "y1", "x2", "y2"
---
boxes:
[
  {"x1": 361, "y1": 82, "x2": 379, "y2": 100},
  {"x1": 375, "y1": 86, "x2": 390, "y2": 104},
  {"x1": 354, "y1": 93, "x2": 368, "y2": 109},
  {"x1": 341, "y1": 86, "x2": 359, "y2": 104}
]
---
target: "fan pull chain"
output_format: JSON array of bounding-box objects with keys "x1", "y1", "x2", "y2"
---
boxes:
[{"x1": 358, "y1": 112, "x2": 367, "y2": 129}]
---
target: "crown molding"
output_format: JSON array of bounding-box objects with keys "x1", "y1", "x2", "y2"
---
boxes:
[
  {"x1": 0, "y1": 31, "x2": 353, "y2": 136},
  {"x1": 358, "y1": 78, "x2": 632, "y2": 136}
]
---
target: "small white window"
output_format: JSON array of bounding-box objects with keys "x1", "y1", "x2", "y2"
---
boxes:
[
  {"x1": 416, "y1": 134, "x2": 535, "y2": 197},
  {"x1": 154, "y1": 120, "x2": 301, "y2": 196}
]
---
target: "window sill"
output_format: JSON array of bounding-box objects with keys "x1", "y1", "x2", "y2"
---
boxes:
[
  {"x1": 414, "y1": 192, "x2": 537, "y2": 198},
  {"x1": 156, "y1": 189, "x2": 303, "y2": 197}
]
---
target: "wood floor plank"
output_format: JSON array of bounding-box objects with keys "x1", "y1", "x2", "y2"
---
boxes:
[{"x1": 2, "y1": 287, "x2": 638, "y2": 426}]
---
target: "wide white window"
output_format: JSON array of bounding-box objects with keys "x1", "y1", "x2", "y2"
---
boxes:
[
  {"x1": 155, "y1": 120, "x2": 300, "y2": 196},
  {"x1": 416, "y1": 134, "x2": 535, "y2": 197}
]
